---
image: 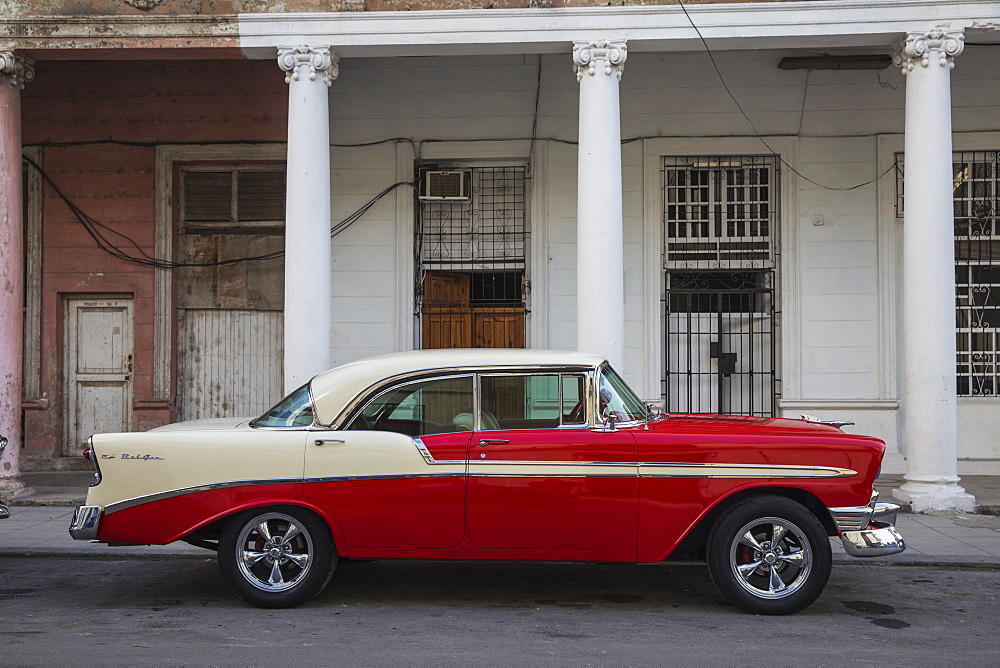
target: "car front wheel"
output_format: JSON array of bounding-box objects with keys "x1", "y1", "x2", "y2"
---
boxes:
[
  {"x1": 707, "y1": 495, "x2": 832, "y2": 615},
  {"x1": 218, "y1": 507, "x2": 336, "y2": 608}
]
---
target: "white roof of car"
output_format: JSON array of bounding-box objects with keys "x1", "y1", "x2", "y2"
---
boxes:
[{"x1": 310, "y1": 349, "x2": 607, "y2": 425}]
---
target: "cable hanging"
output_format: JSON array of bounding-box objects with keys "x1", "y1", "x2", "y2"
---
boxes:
[
  {"x1": 676, "y1": 0, "x2": 897, "y2": 192},
  {"x1": 22, "y1": 155, "x2": 412, "y2": 269}
]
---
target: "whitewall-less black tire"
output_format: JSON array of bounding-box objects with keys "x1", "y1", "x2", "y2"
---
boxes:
[
  {"x1": 706, "y1": 495, "x2": 832, "y2": 615},
  {"x1": 218, "y1": 506, "x2": 337, "y2": 609}
]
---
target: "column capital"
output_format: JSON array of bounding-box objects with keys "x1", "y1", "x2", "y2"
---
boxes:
[
  {"x1": 572, "y1": 39, "x2": 627, "y2": 83},
  {"x1": 893, "y1": 29, "x2": 965, "y2": 73},
  {"x1": 0, "y1": 51, "x2": 35, "y2": 90},
  {"x1": 277, "y1": 45, "x2": 339, "y2": 87}
]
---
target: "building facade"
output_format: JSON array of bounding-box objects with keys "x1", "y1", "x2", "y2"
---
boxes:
[{"x1": 0, "y1": 0, "x2": 998, "y2": 511}]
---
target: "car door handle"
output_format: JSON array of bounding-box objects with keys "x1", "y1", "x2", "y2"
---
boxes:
[
  {"x1": 314, "y1": 439, "x2": 345, "y2": 446},
  {"x1": 478, "y1": 439, "x2": 509, "y2": 447}
]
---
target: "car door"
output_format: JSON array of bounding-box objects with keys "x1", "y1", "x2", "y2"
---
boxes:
[
  {"x1": 466, "y1": 372, "x2": 639, "y2": 554},
  {"x1": 304, "y1": 375, "x2": 473, "y2": 550}
]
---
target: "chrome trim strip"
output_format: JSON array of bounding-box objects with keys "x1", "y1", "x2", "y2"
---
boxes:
[
  {"x1": 69, "y1": 505, "x2": 102, "y2": 540},
  {"x1": 640, "y1": 462, "x2": 857, "y2": 479},
  {"x1": 304, "y1": 473, "x2": 468, "y2": 483},
  {"x1": 468, "y1": 473, "x2": 636, "y2": 478},
  {"x1": 104, "y1": 478, "x2": 302, "y2": 515},
  {"x1": 472, "y1": 460, "x2": 636, "y2": 467},
  {"x1": 413, "y1": 437, "x2": 464, "y2": 466}
]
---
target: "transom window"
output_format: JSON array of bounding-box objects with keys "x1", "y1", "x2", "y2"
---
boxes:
[
  {"x1": 664, "y1": 156, "x2": 778, "y2": 269},
  {"x1": 179, "y1": 164, "x2": 286, "y2": 231}
]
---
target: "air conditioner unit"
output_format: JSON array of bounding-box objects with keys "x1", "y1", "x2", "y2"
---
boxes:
[{"x1": 420, "y1": 170, "x2": 471, "y2": 201}]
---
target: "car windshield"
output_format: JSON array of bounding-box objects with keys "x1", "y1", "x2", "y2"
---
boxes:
[
  {"x1": 598, "y1": 366, "x2": 650, "y2": 423},
  {"x1": 253, "y1": 383, "x2": 315, "y2": 428}
]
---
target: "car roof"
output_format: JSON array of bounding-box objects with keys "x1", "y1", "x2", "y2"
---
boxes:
[{"x1": 310, "y1": 349, "x2": 607, "y2": 426}]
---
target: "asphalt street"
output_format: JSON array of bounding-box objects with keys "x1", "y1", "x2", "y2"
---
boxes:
[{"x1": 1, "y1": 557, "x2": 997, "y2": 665}]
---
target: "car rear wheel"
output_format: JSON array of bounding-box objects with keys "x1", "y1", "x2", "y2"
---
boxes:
[
  {"x1": 218, "y1": 507, "x2": 336, "y2": 608},
  {"x1": 706, "y1": 495, "x2": 831, "y2": 615}
]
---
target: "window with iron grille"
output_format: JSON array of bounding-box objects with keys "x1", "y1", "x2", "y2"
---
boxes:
[
  {"x1": 664, "y1": 156, "x2": 778, "y2": 270},
  {"x1": 179, "y1": 165, "x2": 286, "y2": 231},
  {"x1": 416, "y1": 165, "x2": 529, "y2": 349},
  {"x1": 897, "y1": 151, "x2": 1000, "y2": 397},
  {"x1": 662, "y1": 155, "x2": 780, "y2": 417}
]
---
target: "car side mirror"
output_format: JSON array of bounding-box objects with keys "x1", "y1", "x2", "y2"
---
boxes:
[{"x1": 593, "y1": 413, "x2": 617, "y2": 433}]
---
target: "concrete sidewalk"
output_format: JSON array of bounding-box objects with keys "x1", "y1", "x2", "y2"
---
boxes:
[{"x1": 2, "y1": 471, "x2": 1000, "y2": 564}]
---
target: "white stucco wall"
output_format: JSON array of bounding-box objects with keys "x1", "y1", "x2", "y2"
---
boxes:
[{"x1": 323, "y1": 48, "x2": 1000, "y2": 470}]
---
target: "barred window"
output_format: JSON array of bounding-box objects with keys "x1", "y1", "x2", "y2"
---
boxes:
[
  {"x1": 663, "y1": 156, "x2": 778, "y2": 269},
  {"x1": 897, "y1": 150, "x2": 1000, "y2": 397}
]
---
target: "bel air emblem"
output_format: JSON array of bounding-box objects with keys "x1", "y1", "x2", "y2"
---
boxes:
[{"x1": 120, "y1": 454, "x2": 164, "y2": 461}]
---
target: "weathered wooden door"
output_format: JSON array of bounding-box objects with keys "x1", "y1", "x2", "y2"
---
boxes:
[
  {"x1": 178, "y1": 309, "x2": 284, "y2": 421},
  {"x1": 64, "y1": 297, "x2": 134, "y2": 456}
]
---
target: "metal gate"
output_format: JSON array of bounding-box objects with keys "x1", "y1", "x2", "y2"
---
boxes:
[{"x1": 662, "y1": 156, "x2": 780, "y2": 416}]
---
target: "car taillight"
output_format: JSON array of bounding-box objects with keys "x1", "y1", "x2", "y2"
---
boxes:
[{"x1": 83, "y1": 448, "x2": 91, "y2": 461}]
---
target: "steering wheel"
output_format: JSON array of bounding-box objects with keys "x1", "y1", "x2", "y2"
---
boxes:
[{"x1": 566, "y1": 399, "x2": 586, "y2": 424}]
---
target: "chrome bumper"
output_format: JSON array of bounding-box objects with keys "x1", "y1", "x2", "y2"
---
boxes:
[
  {"x1": 69, "y1": 505, "x2": 102, "y2": 540},
  {"x1": 829, "y1": 493, "x2": 906, "y2": 558}
]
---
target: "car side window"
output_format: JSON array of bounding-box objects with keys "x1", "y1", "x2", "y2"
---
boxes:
[
  {"x1": 481, "y1": 374, "x2": 587, "y2": 430},
  {"x1": 344, "y1": 375, "x2": 475, "y2": 437}
]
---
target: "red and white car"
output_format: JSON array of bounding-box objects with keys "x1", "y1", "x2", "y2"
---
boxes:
[{"x1": 71, "y1": 349, "x2": 904, "y2": 614}]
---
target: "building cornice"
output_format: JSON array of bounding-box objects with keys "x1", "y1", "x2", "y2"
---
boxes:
[
  {"x1": 0, "y1": 0, "x2": 996, "y2": 56},
  {"x1": 238, "y1": 0, "x2": 999, "y2": 58}
]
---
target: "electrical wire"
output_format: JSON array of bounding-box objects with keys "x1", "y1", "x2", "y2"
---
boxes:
[
  {"x1": 22, "y1": 154, "x2": 413, "y2": 268},
  {"x1": 676, "y1": 0, "x2": 897, "y2": 191},
  {"x1": 331, "y1": 181, "x2": 416, "y2": 238}
]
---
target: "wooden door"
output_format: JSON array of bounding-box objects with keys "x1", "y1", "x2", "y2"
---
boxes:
[
  {"x1": 178, "y1": 308, "x2": 284, "y2": 420},
  {"x1": 422, "y1": 271, "x2": 525, "y2": 349},
  {"x1": 64, "y1": 297, "x2": 134, "y2": 456}
]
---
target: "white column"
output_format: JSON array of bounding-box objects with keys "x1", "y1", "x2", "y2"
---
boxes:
[
  {"x1": 278, "y1": 45, "x2": 336, "y2": 393},
  {"x1": 892, "y1": 31, "x2": 976, "y2": 512},
  {"x1": 0, "y1": 52, "x2": 33, "y2": 499},
  {"x1": 573, "y1": 39, "x2": 627, "y2": 372}
]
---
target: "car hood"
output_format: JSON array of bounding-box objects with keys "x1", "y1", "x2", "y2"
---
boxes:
[
  {"x1": 147, "y1": 417, "x2": 254, "y2": 432},
  {"x1": 644, "y1": 413, "x2": 882, "y2": 443}
]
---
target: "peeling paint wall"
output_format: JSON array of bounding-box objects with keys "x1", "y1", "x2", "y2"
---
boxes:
[
  {"x1": 19, "y1": 58, "x2": 285, "y2": 468},
  {"x1": 1, "y1": 0, "x2": 724, "y2": 19}
]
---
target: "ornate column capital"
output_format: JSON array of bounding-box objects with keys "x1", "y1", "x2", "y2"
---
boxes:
[
  {"x1": 277, "y1": 45, "x2": 339, "y2": 87},
  {"x1": 572, "y1": 39, "x2": 627, "y2": 83},
  {"x1": 893, "y1": 29, "x2": 965, "y2": 73},
  {"x1": 0, "y1": 52, "x2": 35, "y2": 90}
]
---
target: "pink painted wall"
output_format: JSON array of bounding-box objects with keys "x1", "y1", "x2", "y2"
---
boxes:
[{"x1": 20, "y1": 58, "x2": 286, "y2": 468}]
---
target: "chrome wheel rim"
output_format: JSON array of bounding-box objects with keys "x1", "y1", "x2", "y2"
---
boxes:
[
  {"x1": 728, "y1": 516, "x2": 813, "y2": 600},
  {"x1": 236, "y1": 512, "x2": 314, "y2": 593}
]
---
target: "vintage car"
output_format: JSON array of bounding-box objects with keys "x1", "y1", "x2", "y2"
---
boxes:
[{"x1": 70, "y1": 349, "x2": 904, "y2": 614}]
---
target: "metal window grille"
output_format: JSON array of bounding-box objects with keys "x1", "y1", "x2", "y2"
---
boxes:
[
  {"x1": 664, "y1": 156, "x2": 777, "y2": 270},
  {"x1": 897, "y1": 151, "x2": 1000, "y2": 397},
  {"x1": 416, "y1": 166, "x2": 529, "y2": 349},
  {"x1": 662, "y1": 156, "x2": 780, "y2": 416}
]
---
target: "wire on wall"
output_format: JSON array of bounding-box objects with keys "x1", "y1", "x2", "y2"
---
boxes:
[
  {"x1": 675, "y1": 0, "x2": 897, "y2": 192},
  {"x1": 21, "y1": 154, "x2": 412, "y2": 269}
]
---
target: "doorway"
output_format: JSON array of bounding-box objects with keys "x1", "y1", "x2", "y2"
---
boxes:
[{"x1": 64, "y1": 296, "x2": 134, "y2": 456}]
